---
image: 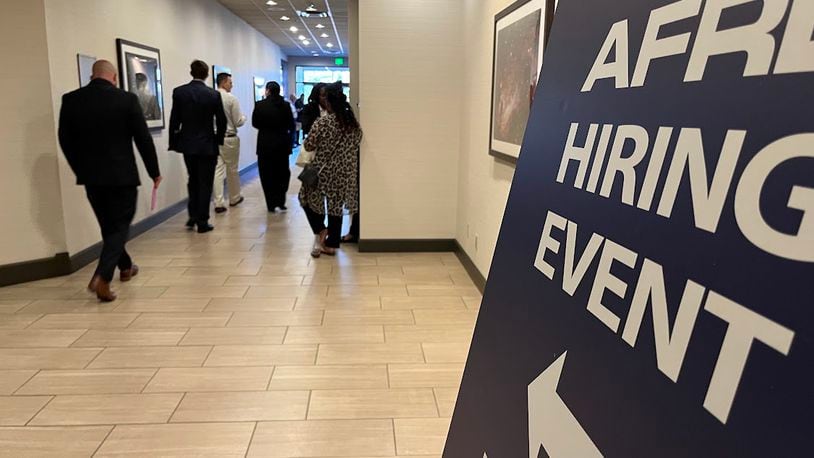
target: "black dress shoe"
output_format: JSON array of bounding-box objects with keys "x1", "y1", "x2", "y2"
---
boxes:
[
  {"x1": 185, "y1": 219, "x2": 196, "y2": 229},
  {"x1": 229, "y1": 196, "x2": 245, "y2": 207},
  {"x1": 197, "y1": 223, "x2": 215, "y2": 233},
  {"x1": 277, "y1": 205, "x2": 288, "y2": 213},
  {"x1": 215, "y1": 207, "x2": 227, "y2": 214}
]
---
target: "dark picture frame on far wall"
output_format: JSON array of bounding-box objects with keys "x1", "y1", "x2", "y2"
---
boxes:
[
  {"x1": 116, "y1": 39, "x2": 165, "y2": 130},
  {"x1": 489, "y1": 0, "x2": 555, "y2": 164}
]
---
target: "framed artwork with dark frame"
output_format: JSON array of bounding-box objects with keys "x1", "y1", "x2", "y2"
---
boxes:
[
  {"x1": 489, "y1": 0, "x2": 555, "y2": 164},
  {"x1": 116, "y1": 39, "x2": 165, "y2": 130}
]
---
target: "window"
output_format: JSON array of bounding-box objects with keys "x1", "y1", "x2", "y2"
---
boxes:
[{"x1": 295, "y1": 66, "x2": 351, "y2": 101}]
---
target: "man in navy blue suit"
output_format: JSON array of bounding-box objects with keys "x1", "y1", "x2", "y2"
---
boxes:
[{"x1": 168, "y1": 60, "x2": 227, "y2": 233}]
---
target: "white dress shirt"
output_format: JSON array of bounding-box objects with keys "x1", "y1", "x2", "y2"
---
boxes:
[{"x1": 218, "y1": 88, "x2": 246, "y2": 135}]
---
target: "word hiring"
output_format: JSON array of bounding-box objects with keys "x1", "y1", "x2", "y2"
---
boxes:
[
  {"x1": 534, "y1": 210, "x2": 794, "y2": 424},
  {"x1": 556, "y1": 123, "x2": 814, "y2": 262},
  {"x1": 582, "y1": 0, "x2": 813, "y2": 91}
]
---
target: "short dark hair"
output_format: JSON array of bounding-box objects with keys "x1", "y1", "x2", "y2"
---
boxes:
[
  {"x1": 135, "y1": 73, "x2": 148, "y2": 84},
  {"x1": 216, "y1": 72, "x2": 231, "y2": 87},
  {"x1": 265, "y1": 81, "x2": 281, "y2": 96},
  {"x1": 190, "y1": 60, "x2": 209, "y2": 80}
]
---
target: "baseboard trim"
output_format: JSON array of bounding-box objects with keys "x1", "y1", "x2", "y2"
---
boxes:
[
  {"x1": 0, "y1": 197, "x2": 189, "y2": 287},
  {"x1": 358, "y1": 239, "x2": 457, "y2": 253},
  {"x1": 453, "y1": 241, "x2": 486, "y2": 294}
]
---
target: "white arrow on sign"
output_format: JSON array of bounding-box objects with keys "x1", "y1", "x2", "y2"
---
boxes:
[{"x1": 527, "y1": 351, "x2": 603, "y2": 458}]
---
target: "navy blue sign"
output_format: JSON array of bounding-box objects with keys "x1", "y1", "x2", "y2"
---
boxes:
[{"x1": 445, "y1": 1, "x2": 813, "y2": 456}]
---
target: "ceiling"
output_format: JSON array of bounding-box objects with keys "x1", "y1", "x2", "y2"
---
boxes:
[{"x1": 217, "y1": 0, "x2": 349, "y2": 58}]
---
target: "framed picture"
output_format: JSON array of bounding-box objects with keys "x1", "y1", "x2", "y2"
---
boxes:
[
  {"x1": 253, "y1": 76, "x2": 266, "y2": 102},
  {"x1": 76, "y1": 54, "x2": 96, "y2": 88},
  {"x1": 489, "y1": 0, "x2": 555, "y2": 164},
  {"x1": 116, "y1": 39, "x2": 165, "y2": 130},
  {"x1": 212, "y1": 65, "x2": 232, "y2": 90}
]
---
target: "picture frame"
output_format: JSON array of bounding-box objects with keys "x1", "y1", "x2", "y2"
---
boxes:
[
  {"x1": 76, "y1": 54, "x2": 96, "y2": 88},
  {"x1": 489, "y1": 0, "x2": 555, "y2": 164},
  {"x1": 254, "y1": 76, "x2": 266, "y2": 102},
  {"x1": 116, "y1": 39, "x2": 165, "y2": 130},
  {"x1": 212, "y1": 65, "x2": 232, "y2": 90}
]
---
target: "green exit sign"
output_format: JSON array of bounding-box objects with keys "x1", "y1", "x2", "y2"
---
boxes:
[{"x1": 334, "y1": 57, "x2": 344, "y2": 65}]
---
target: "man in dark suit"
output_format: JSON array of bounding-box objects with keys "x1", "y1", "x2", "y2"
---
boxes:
[
  {"x1": 58, "y1": 60, "x2": 161, "y2": 302},
  {"x1": 169, "y1": 60, "x2": 227, "y2": 233},
  {"x1": 252, "y1": 81, "x2": 295, "y2": 213}
]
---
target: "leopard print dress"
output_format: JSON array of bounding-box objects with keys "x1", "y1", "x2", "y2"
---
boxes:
[{"x1": 299, "y1": 114, "x2": 362, "y2": 216}]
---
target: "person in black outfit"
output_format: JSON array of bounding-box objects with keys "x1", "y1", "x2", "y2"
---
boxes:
[
  {"x1": 299, "y1": 83, "x2": 326, "y2": 138},
  {"x1": 58, "y1": 60, "x2": 162, "y2": 302},
  {"x1": 253, "y1": 81, "x2": 295, "y2": 213},
  {"x1": 168, "y1": 60, "x2": 227, "y2": 233}
]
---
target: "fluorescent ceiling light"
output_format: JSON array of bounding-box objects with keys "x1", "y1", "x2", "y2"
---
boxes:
[
  {"x1": 315, "y1": 24, "x2": 325, "y2": 29},
  {"x1": 326, "y1": 43, "x2": 334, "y2": 48},
  {"x1": 320, "y1": 33, "x2": 329, "y2": 38},
  {"x1": 303, "y1": 40, "x2": 311, "y2": 45},
  {"x1": 298, "y1": 35, "x2": 306, "y2": 40},
  {"x1": 289, "y1": 26, "x2": 298, "y2": 32},
  {"x1": 280, "y1": 15, "x2": 290, "y2": 20},
  {"x1": 266, "y1": 0, "x2": 277, "y2": 5},
  {"x1": 306, "y1": 4, "x2": 318, "y2": 12}
]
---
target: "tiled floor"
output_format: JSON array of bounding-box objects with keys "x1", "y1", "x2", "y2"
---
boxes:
[{"x1": 0, "y1": 174, "x2": 480, "y2": 457}]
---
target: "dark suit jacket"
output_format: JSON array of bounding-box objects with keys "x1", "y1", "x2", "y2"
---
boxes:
[
  {"x1": 168, "y1": 80, "x2": 227, "y2": 156},
  {"x1": 252, "y1": 96, "x2": 295, "y2": 156},
  {"x1": 58, "y1": 78, "x2": 160, "y2": 186}
]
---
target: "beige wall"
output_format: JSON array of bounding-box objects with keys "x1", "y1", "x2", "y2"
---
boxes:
[
  {"x1": 358, "y1": 0, "x2": 463, "y2": 239},
  {"x1": 0, "y1": 0, "x2": 66, "y2": 265},
  {"x1": 43, "y1": 0, "x2": 285, "y2": 255}
]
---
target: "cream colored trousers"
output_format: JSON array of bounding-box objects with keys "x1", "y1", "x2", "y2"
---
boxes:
[{"x1": 213, "y1": 136, "x2": 242, "y2": 208}]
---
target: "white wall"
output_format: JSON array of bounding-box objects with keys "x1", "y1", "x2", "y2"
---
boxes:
[
  {"x1": 358, "y1": 0, "x2": 463, "y2": 240},
  {"x1": 43, "y1": 0, "x2": 285, "y2": 255},
  {"x1": 0, "y1": 0, "x2": 66, "y2": 265}
]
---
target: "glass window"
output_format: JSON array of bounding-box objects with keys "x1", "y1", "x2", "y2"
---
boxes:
[{"x1": 295, "y1": 66, "x2": 351, "y2": 100}]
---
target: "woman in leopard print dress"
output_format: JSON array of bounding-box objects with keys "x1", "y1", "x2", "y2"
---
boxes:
[{"x1": 299, "y1": 83, "x2": 362, "y2": 257}]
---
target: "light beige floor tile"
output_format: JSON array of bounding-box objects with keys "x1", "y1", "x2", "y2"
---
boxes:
[
  {"x1": 330, "y1": 265, "x2": 405, "y2": 276},
  {"x1": 0, "y1": 300, "x2": 31, "y2": 314},
  {"x1": 29, "y1": 393, "x2": 182, "y2": 426},
  {"x1": 388, "y1": 364, "x2": 464, "y2": 388},
  {"x1": 463, "y1": 296, "x2": 482, "y2": 310},
  {"x1": 0, "y1": 348, "x2": 101, "y2": 370},
  {"x1": 407, "y1": 285, "x2": 481, "y2": 297},
  {"x1": 0, "y1": 287, "x2": 82, "y2": 301},
  {"x1": 269, "y1": 365, "x2": 389, "y2": 390},
  {"x1": 71, "y1": 329, "x2": 187, "y2": 347},
  {"x1": 224, "y1": 275, "x2": 304, "y2": 286},
  {"x1": 284, "y1": 325, "x2": 384, "y2": 344},
  {"x1": 160, "y1": 286, "x2": 247, "y2": 298},
  {"x1": 95, "y1": 422, "x2": 254, "y2": 457},
  {"x1": 184, "y1": 265, "x2": 262, "y2": 276},
  {"x1": 258, "y1": 265, "x2": 324, "y2": 276},
  {"x1": 180, "y1": 327, "x2": 286, "y2": 346},
  {"x1": 245, "y1": 285, "x2": 328, "y2": 298},
  {"x1": 412, "y1": 309, "x2": 479, "y2": 325},
  {"x1": 247, "y1": 419, "x2": 395, "y2": 457},
  {"x1": 113, "y1": 298, "x2": 209, "y2": 313},
  {"x1": 144, "y1": 367, "x2": 272, "y2": 392},
  {"x1": 205, "y1": 297, "x2": 296, "y2": 312},
  {"x1": 375, "y1": 256, "x2": 446, "y2": 267},
  {"x1": 205, "y1": 345, "x2": 317, "y2": 367},
  {"x1": 421, "y1": 342, "x2": 472, "y2": 363},
  {"x1": 0, "y1": 426, "x2": 112, "y2": 457},
  {"x1": 167, "y1": 258, "x2": 241, "y2": 268},
  {"x1": 318, "y1": 343, "x2": 425, "y2": 365},
  {"x1": 172, "y1": 390, "x2": 310, "y2": 422},
  {"x1": 450, "y1": 272, "x2": 478, "y2": 287},
  {"x1": 402, "y1": 266, "x2": 466, "y2": 275},
  {"x1": 16, "y1": 369, "x2": 157, "y2": 395},
  {"x1": 144, "y1": 275, "x2": 227, "y2": 287},
  {"x1": 129, "y1": 312, "x2": 231, "y2": 328},
  {"x1": 0, "y1": 396, "x2": 52, "y2": 425},
  {"x1": 0, "y1": 330, "x2": 86, "y2": 348},
  {"x1": 324, "y1": 310, "x2": 414, "y2": 326},
  {"x1": 0, "y1": 370, "x2": 37, "y2": 395},
  {"x1": 328, "y1": 285, "x2": 409, "y2": 297},
  {"x1": 88, "y1": 346, "x2": 210, "y2": 369},
  {"x1": 0, "y1": 315, "x2": 44, "y2": 330},
  {"x1": 382, "y1": 296, "x2": 467, "y2": 310},
  {"x1": 228, "y1": 311, "x2": 323, "y2": 327},
  {"x1": 308, "y1": 388, "x2": 438, "y2": 420},
  {"x1": 378, "y1": 274, "x2": 455, "y2": 286},
  {"x1": 303, "y1": 274, "x2": 380, "y2": 286},
  {"x1": 385, "y1": 325, "x2": 473, "y2": 343},
  {"x1": 394, "y1": 418, "x2": 451, "y2": 456},
  {"x1": 434, "y1": 387, "x2": 459, "y2": 417},
  {"x1": 29, "y1": 313, "x2": 138, "y2": 330},
  {"x1": 99, "y1": 286, "x2": 167, "y2": 300},
  {"x1": 294, "y1": 295, "x2": 382, "y2": 310}
]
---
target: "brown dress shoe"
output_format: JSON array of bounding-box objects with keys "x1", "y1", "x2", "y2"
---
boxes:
[
  {"x1": 120, "y1": 265, "x2": 139, "y2": 282},
  {"x1": 87, "y1": 275, "x2": 100, "y2": 293},
  {"x1": 88, "y1": 275, "x2": 117, "y2": 302}
]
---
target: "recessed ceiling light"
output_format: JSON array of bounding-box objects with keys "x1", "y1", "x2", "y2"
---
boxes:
[
  {"x1": 315, "y1": 24, "x2": 325, "y2": 29},
  {"x1": 298, "y1": 35, "x2": 306, "y2": 40},
  {"x1": 306, "y1": 4, "x2": 318, "y2": 12},
  {"x1": 320, "y1": 33, "x2": 329, "y2": 38},
  {"x1": 303, "y1": 40, "x2": 311, "y2": 45},
  {"x1": 326, "y1": 43, "x2": 334, "y2": 48},
  {"x1": 280, "y1": 15, "x2": 290, "y2": 20},
  {"x1": 266, "y1": 0, "x2": 277, "y2": 5},
  {"x1": 289, "y1": 26, "x2": 298, "y2": 32}
]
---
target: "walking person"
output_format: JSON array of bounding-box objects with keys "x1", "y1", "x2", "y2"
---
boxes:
[
  {"x1": 253, "y1": 82, "x2": 295, "y2": 212},
  {"x1": 213, "y1": 72, "x2": 246, "y2": 214},
  {"x1": 168, "y1": 60, "x2": 227, "y2": 233},
  {"x1": 299, "y1": 83, "x2": 363, "y2": 257},
  {"x1": 58, "y1": 60, "x2": 162, "y2": 302}
]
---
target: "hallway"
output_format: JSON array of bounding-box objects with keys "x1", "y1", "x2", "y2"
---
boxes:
[{"x1": 0, "y1": 176, "x2": 480, "y2": 457}]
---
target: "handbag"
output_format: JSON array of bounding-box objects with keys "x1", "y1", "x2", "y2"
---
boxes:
[
  {"x1": 295, "y1": 148, "x2": 315, "y2": 167},
  {"x1": 298, "y1": 163, "x2": 324, "y2": 187}
]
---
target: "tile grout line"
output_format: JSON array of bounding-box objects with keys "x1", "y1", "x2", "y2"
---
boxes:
[
  {"x1": 139, "y1": 368, "x2": 162, "y2": 394},
  {"x1": 24, "y1": 394, "x2": 55, "y2": 426},
  {"x1": 90, "y1": 424, "x2": 116, "y2": 458},
  {"x1": 11, "y1": 369, "x2": 41, "y2": 396},
  {"x1": 244, "y1": 421, "x2": 259, "y2": 458},
  {"x1": 165, "y1": 391, "x2": 187, "y2": 423}
]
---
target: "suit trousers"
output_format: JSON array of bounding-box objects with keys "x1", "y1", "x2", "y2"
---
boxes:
[
  {"x1": 213, "y1": 137, "x2": 242, "y2": 208},
  {"x1": 183, "y1": 154, "x2": 218, "y2": 225},
  {"x1": 85, "y1": 186, "x2": 137, "y2": 282},
  {"x1": 257, "y1": 153, "x2": 291, "y2": 210}
]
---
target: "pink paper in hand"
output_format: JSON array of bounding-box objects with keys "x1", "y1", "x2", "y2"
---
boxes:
[{"x1": 151, "y1": 187, "x2": 157, "y2": 211}]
